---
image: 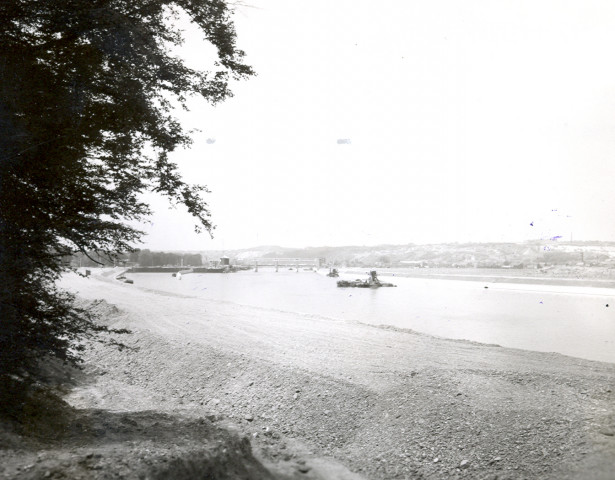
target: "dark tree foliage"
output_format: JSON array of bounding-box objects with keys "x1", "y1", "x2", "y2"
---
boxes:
[
  {"x1": 72, "y1": 249, "x2": 204, "y2": 267},
  {"x1": 0, "y1": 0, "x2": 253, "y2": 408}
]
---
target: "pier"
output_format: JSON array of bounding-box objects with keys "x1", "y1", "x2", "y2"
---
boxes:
[{"x1": 250, "y1": 258, "x2": 321, "y2": 272}]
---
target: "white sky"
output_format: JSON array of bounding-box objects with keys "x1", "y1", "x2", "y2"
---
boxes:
[{"x1": 139, "y1": 0, "x2": 615, "y2": 250}]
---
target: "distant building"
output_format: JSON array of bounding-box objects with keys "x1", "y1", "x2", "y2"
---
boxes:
[{"x1": 220, "y1": 256, "x2": 230, "y2": 266}]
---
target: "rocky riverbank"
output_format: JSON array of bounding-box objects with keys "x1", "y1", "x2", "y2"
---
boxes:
[{"x1": 2, "y1": 271, "x2": 614, "y2": 479}]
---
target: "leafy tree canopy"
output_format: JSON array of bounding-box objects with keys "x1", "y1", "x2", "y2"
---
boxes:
[{"x1": 0, "y1": 0, "x2": 253, "y2": 406}]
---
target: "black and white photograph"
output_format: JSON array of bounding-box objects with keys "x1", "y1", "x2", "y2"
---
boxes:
[{"x1": 1, "y1": 1, "x2": 614, "y2": 479}]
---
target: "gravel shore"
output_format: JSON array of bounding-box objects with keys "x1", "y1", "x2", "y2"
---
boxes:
[{"x1": 2, "y1": 270, "x2": 614, "y2": 479}]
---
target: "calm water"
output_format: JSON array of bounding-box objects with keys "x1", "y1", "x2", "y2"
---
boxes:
[{"x1": 128, "y1": 269, "x2": 615, "y2": 364}]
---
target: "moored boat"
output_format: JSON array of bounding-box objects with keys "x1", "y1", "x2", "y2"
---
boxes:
[
  {"x1": 327, "y1": 268, "x2": 339, "y2": 277},
  {"x1": 337, "y1": 270, "x2": 396, "y2": 288}
]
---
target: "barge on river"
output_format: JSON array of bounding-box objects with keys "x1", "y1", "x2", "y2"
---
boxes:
[{"x1": 337, "y1": 270, "x2": 396, "y2": 288}]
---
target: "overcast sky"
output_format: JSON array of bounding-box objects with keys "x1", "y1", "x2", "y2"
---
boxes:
[{"x1": 139, "y1": 0, "x2": 615, "y2": 251}]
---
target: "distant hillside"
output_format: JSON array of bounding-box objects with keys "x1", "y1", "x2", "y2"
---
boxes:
[
  {"x1": 73, "y1": 241, "x2": 615, "y2": 269},
  {"x1": 200, "y1": 241, "x2": 615, "y2": 269}
]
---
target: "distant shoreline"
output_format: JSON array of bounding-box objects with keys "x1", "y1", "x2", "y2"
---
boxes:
[{"x1": 344, "y1": 267, "x2": 615, "y2": 289}]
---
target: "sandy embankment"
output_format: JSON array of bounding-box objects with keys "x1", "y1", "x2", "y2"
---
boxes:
[{"x1": 3, "y1": 270, "x2": 615, "y2": 479}]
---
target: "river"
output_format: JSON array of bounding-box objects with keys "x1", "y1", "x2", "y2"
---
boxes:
[{"x1": 126, "y1": 269, "x2": 615, "y2": 364}]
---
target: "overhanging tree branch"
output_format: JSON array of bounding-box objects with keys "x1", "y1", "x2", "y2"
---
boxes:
[{"x1": 0, "y1": 0, "x2": 253, "y2": 405}]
